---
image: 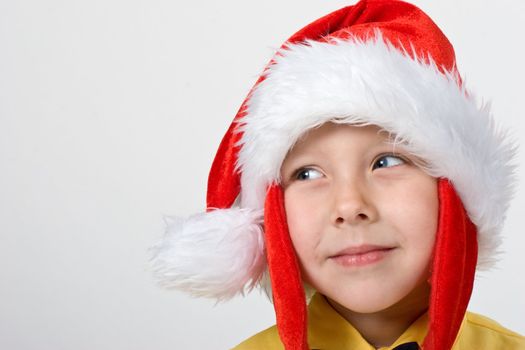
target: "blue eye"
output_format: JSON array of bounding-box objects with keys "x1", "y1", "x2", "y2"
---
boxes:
[
  {"x1": 372, "y1": 154, "x2": 405, "y2": 170},
  {"x1": 295, "y1": 168, "x2": 323, "y2": 181}
]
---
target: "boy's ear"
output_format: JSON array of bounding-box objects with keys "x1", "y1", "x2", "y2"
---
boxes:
[{"x1": 424, "y1": 178, "x2": 478, "y2": 350}]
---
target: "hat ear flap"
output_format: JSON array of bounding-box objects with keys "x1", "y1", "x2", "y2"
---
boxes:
[
  {"x1": 424, "y1": 179, "x2": 478, "y2": 349},
  {"x1": 264, "y1": 184, "x2": 309, "y2": 350}
]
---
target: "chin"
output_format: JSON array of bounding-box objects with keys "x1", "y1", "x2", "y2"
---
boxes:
[
  {"x1": 325, "y1": 286, "x2": 415, "y2": 314},
  {"x1": 340, "y1": 296, "x2": 401, "y2": 314}
]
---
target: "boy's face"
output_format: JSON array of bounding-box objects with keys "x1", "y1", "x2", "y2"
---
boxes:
[{"x1": 280, "y1": 122, "x2": 438, "y2": 314}]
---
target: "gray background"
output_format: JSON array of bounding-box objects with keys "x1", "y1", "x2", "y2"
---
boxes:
[{"x1": 1, "y1": 0, "x2": 523, "y2": 349}]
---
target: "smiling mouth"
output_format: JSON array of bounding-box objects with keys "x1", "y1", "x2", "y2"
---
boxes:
[{"x1": 330, "y1": 245, "x2": 395, "y2": 267}]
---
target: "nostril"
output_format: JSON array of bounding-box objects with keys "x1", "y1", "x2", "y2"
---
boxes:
[{"x1": 336, "y1": 213, "x2": 368, "y2": 224}]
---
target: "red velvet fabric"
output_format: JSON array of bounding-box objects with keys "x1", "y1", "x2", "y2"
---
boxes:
[
  {"x1": 206, "y1": 77, "x2": 266, "y2": 210},
  {"x1": 264, "y1": 184, "x2": 309, "y2": 350},
  {"x1": 206, "y1": 115, "x2": 243, "y2": 210},
  {"x1": 287, "y1": 0, "x2": 456, "y2": 73},
  {"x1": 423, "y1": 179, "x2": 478, "y2": 350}
]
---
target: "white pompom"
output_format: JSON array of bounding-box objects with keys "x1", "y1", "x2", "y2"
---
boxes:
[{"x1": 150, "y1": 208, "x2": 266, "y2": 300}]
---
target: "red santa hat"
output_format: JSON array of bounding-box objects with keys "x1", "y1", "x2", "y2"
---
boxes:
[{"x1": 151, "y1": 0, "x2": 517, "y2": 349}]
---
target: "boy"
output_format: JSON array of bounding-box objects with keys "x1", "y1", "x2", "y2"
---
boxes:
[{"x1": 151, "y1": 0, "x2": 525, "y2": 348}]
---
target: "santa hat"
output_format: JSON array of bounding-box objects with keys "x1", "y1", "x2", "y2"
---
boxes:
[{"x1": 151, "y1": 0, "x2": 517, "y2": 349}]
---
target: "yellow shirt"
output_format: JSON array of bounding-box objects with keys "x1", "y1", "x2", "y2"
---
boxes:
[{"x1": 232, "y1": 293, "x2": 525, "y2": 350}]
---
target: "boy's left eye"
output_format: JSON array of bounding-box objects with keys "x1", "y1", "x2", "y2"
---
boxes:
[{"x1": 372, "y1": 154, "x2": 405, "y2": 170}]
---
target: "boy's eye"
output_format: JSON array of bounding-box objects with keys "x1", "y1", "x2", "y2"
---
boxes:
[
  {"x1": 372, "y1": 154, "x2": 405, "y2": 170},
  {"x1": 294, "y1": 168, "x2": 323, "y2": 181}
]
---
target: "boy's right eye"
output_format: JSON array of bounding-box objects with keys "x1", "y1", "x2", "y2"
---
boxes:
[{"x1": 294, "y1": 168, "x2": 323, "y2": 181}]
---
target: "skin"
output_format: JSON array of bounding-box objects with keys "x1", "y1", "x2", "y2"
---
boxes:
[{"x1": 280, "y1": 122, "x2": 438, "y2": 348}]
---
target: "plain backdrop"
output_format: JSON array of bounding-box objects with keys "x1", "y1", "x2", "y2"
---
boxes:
[{"x1": 1, "y1": 0, "x2": 524, "y2": 349}]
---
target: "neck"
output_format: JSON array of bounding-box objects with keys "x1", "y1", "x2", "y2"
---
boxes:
[{"x1": 326, "y1": 282, "x2": 430, "y2": 348}]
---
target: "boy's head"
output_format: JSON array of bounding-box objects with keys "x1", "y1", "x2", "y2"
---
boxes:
[
  {"x1": 151, "y1": 1, "x2": 516, "y2": 349},
  {"x1": 280, "y1": 123, "x2": 438, "y2": 314}
]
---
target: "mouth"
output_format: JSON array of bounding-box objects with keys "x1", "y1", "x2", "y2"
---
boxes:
[{"x1": 329, "y1": 245, "x2": 395, "y2": 267}]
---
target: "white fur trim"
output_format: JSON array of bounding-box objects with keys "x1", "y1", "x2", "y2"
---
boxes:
[
  {"x1": 150, "y1": 208, "x2": 266, "y2": 300},
  {"x1": 236, "y1": 34, "x2": 517, "y2": 270}
]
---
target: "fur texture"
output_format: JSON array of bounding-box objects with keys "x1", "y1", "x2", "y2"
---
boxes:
[
  {"x1": 150, "y1": 208, "x2": 266, "y2": 300},
  {"x1": 236, "y1": 35, "x2": 517, "y2": 270}
]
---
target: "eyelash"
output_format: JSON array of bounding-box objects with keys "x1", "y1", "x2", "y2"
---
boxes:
[
  {"x1": 291, "y1": 153, "x2": 407, "y2": 181},
  {"x1": 372, "y1": 153, "x2": 407, "y2": 170},
  {"x1": 293, "y1": 167, "x2": 322, "y2": 181}
]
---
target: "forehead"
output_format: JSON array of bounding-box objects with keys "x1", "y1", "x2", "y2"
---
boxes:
[{"x1": 286, "y1": 122, "x2": 397, "y2": 156}]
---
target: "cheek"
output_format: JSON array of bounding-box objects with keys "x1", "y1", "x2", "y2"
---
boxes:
[
  {"x1": 413, "y1": 179, "x2": 439, "y2": 244},
  {"x1": 393, "y1": 177, "x2": 439, "y2": 256},
  {"x1": 283, "y1": 189, "x2": 323, "y2": 260}
]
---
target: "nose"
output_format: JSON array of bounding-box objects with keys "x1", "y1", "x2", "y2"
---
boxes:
[{"x1": 330, "y1": 178, "x2": 378, "y2": 226}]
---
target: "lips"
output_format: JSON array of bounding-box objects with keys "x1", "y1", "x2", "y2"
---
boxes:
[{"x1": 329, "y1": 244, "x2": 395, "y2": 267}]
